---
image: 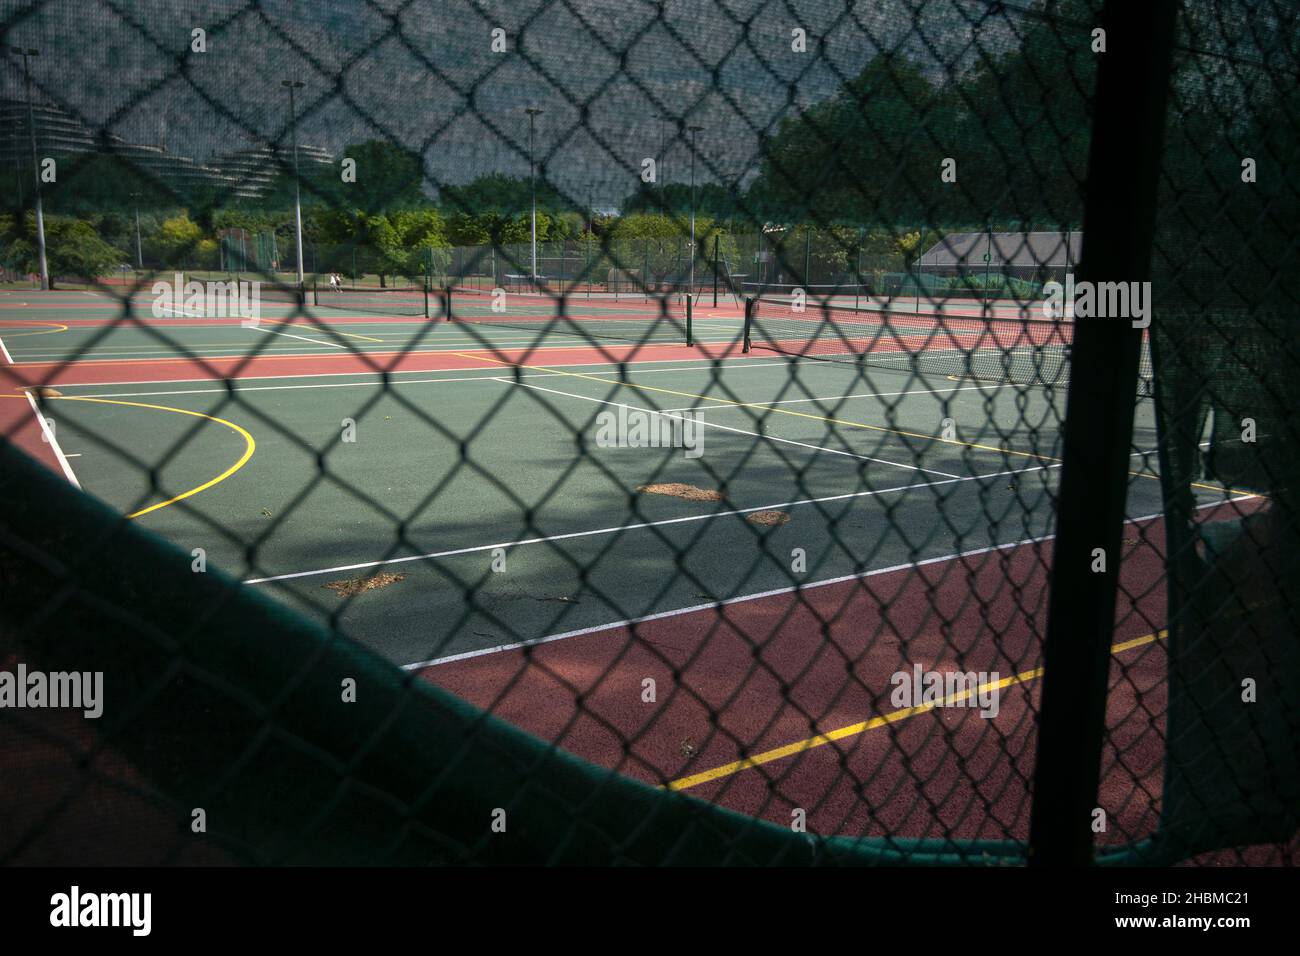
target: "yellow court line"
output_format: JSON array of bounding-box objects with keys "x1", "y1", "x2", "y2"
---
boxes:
[
  {"x1": 31, "y1": 396, "x2": 256, "y2": 518},
  {"x1": 0, "y1": 321, "x2": 69, "y2": 337},
  {"x1": 447, "y1": 351, "x2": 1238, "y2": 494},
  {"x1": 666, "y1": 629, "x2": 1169, "y2": 792}
]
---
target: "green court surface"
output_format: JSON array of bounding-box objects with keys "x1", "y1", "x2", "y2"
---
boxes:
[{"x1": 28, "y1": 331, "x2": 1190, "y2": 668}]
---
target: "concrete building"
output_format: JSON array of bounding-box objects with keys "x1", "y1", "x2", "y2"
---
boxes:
[
  {"x1": 1, "y1": 97, "x2": 331, "y2": 203},
  {"x1": 916, "y1": 231, "x2": 1082, "y2": 278}
]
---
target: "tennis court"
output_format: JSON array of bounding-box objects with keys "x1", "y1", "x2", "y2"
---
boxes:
[
  {"x1": 3, "y1": 0, "x2": 1297, "y2": 876},
  {"x1": 2, "y1": 283, "x2": 1254, "y2": 847}
]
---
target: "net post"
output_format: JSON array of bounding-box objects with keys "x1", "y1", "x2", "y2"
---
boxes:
[
  {"x1": 685, "y1": 294, "x2": 693, "y2": 347},
  {"x1": 712, "y1": 233, "x2": 719, "y2": 307},
  {"x1": 422, "y1": 281, "x2": 430, "y2": 320},
  {"x1": 312, "y1": 280, "x2": 318, "y2": 307},
  {"x1": 742, "y1": 295, "x2": 752, "y2": 353}
]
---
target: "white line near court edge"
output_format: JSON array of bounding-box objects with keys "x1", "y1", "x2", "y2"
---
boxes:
[
  {"x1": 45, "y1": 357, "x2": 806, "y2": 395},
  {"x1": 656, "y1": 382, "x2": 996, "y2": 414},
  {"x1": 401, "y1": 495, "x2": 1252, "y2": 671},
  {"x1": 24, "y1": 390, "x2": 82, "y2": 489},
  {"x1": 499, "y1": 378, "x2": 960, "y2": 478},
  {"x1": 246, "y1": 445, "x2": 1173, "y2": 589},
  {"x1": 155, "y1": 305, "x2": 205, "y2": 318},
  {"x1": 247, "y1": 324, "x2": 347, "y2": 349},
  {"x1": 0, "y1": 333, "x2": 12, "y2": 365},
  {"x1": 243, "y1": 459, "x2": 1064, "y2": 587}
]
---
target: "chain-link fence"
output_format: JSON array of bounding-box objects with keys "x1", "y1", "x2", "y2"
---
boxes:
[{"x1": 0, "y1": 0, "x2": 1296, "y2": 866}]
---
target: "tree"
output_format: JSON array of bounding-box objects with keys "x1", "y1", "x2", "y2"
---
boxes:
[
  {"x1": 622, "y1": 182, "x2": 736, "y2": 218},
  {"x1": 440, "y1": 173, "x2": 571, "y2": 217},
  {"x1": 148, "y1": 212, "x2": 204, "y2": 267},
  {"x1": 267, "y1": 139, "x2": 425, "y2": 215},
  {"x1": 7, "y1": 217, "x2": 122, "y2": 284}
]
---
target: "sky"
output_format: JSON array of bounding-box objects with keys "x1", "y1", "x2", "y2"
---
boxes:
[{"x1": 0, "y1": 0, "x2": 1023, "y2": 207}]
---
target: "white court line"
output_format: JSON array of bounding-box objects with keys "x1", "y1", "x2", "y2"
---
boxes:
[
  {"x1": 244, "y1": 459, "x2": 1066, "y2": 587},
  {"x1": 0, "y1": 332, "x2": 12, "y2": 365},
  {"x1": 247, "y1": 324, "x2": 347, "y2": 349},
  {"x1": 657, "y1": 382, "x2": 1000, "y2": 414},
  {"x1": 66, "y1": 372, "x2": 522, "y2": 399},
  {"x1": 48, "y1": 357, "x2": 804, "y2": 396},
  {"x1": 24, "y1": 390, "x2": 82, "y2": 489},
  {"x1": 402, "y1": 495, "x2": 1251, "y2": 671},
  {"x1": 53, "y1": 356, "x2": 951, "y2": 402},
  {"x1": 500, "y1": 378, "x2": 959, "y2": 478},
  {"x1": 155, "y1": 305, "x2": 206, "y2": 318}
]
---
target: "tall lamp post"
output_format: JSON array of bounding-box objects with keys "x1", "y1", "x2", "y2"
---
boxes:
[
  {"x1": 11, "y1": 47, "x2": 48, "y2": 290},
  {"x1": 131, "y1": 191, "x2": 143, "y2": 271},
  {"x1": 281, "y1": 80, "x2": 305, "y2": 287},
  {"x1": 687, "y1": 124, "x2": 704, "y2": 299},
  {"x1": 659, "y1": 116, "x2": 668, "y2": 197},
  {"x1": 525, "y1": 107, "x2": 544, "y2": 287}
]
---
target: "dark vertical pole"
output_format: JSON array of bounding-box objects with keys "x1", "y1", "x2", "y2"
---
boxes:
[
  {"x1": 855, "y1": 229, "x2": 863, "y2": 311},
  {"x1": 15, "y1": 49, "x2": 49, "y2": 290},
  {"x1": 712, "y1": 233, "x2": 719, "y2": 307},
  {"x1": 685, "y1": 295, "x2": 693, "y2": 347},
  {"x1": 1028, "y1": 0, "x2": 1176, "y2": 866},
  {"x1": 742, "y1": 296, "x2": 753, "y2": 353},
  {"x1": 983, "y1": 230, "x2": 992, "y2": 308}
]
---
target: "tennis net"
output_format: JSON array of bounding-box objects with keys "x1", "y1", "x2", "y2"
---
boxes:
[
  {"x1": 446, "y1": 285, "x2": 690, "y2": 346},
  {"x1": 255, "y1": 282, "x2": 306, "y2": 306},
  {"x1": 744, "y1": 297, "x2": 1153, "y2": 393},
  {"x1": 739, "y1": 281, "x2": 867, "y2": 302},
  {"x1": 313, "y1": 283, "x2": 430, "y2": 318}
]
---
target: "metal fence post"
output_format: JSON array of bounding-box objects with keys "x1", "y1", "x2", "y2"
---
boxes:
[{"x1": 1027, "y1": 0, "x2": 1177, "y2": 867}]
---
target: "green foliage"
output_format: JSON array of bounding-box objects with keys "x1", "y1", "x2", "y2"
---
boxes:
[
  {"x1": 622, "y1": 182, "x2": 735, "y2": 218},
  {"x1": 441, "y1": 174, "x2": 571, "y2": 217},
  {"x1": 146, "y1": 212, "x2": 204, "y2": 267},
  {"x1": 3, "y1": 216, "x2": 123, "y2": 280}
]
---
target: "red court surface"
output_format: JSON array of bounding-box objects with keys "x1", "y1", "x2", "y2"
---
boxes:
[{"x1": 417, "y1": 499, "x2": 1260, "y2": 843}]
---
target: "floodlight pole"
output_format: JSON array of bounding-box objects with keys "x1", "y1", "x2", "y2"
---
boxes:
[
  {"x1": 10, "y1": 120, "x2": 22, "y2": 209},
  {"x1": 526, "y1": 107, "x2": 543, "y2": 287},
  {"x1": 12, "y1": 47, "x2": 48, "y2": 290},
  {"x1": 688, "y1": 124, "x2": 703, "y2": 298},
  {"x1": 282, "y1": 80, "x2": 305, "y2": 287},
  {"x1": 659, "y1": 117, "x2": 667, "y2": 195},
  {"x1": 132, "y1": 192, "x2": 143, "y2": 269}
]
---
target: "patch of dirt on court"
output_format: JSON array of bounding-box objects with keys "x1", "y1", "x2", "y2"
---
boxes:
[
  {"x1": 745, "y1": 510, "x2": 790, "y2": 527},
  {"x1": 22, "y1": 386, "x2": 62, "y2": 398},
  {"x1": 636, "y1": 483, "x2": 723, "y2": 502},
  {"x1": 322, "y1": 572, "x2": 405, "y2": 597}
]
